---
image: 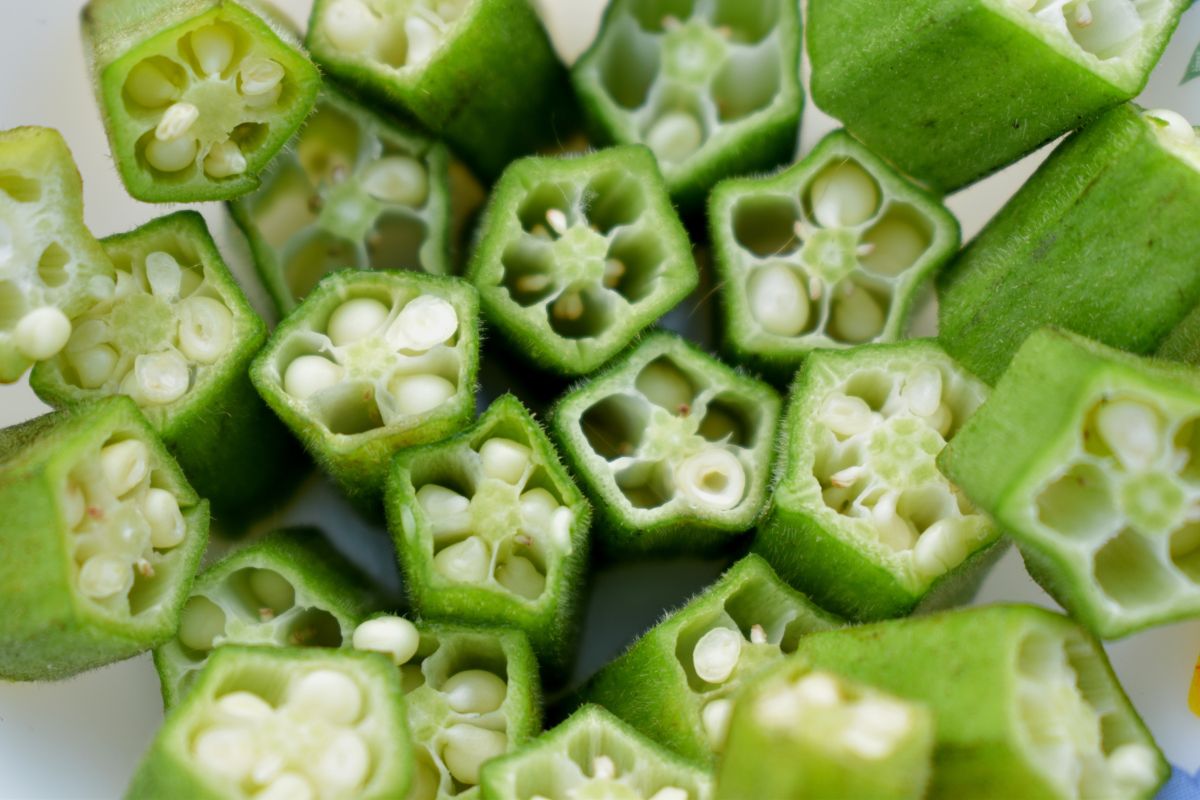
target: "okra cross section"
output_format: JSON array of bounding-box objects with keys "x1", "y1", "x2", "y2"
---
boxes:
[
  {"x1": 386, "y1": 394, "x2": 591, "y2": 680},
  {"x1": 0, "y1": 397, "x2": 208, "y2": 681},
  {"x1": 572, "y1": 0, "x2": 803, "y2": 206},
  {"x1": 552, "y1": 332, "x2": 780, "y2": 557},
  {"x1": 82, "y1": 0, "x2": 321, "y2": 202},
  {"x1": 709, "y1": 132, "x2": 960, "y2": 382},
  {"x1": 940, "y1": 329, "x2": 1200, "y2": 638},
  {"x1": 468, "y1": 146, "x2": 699, "y2": 377}
]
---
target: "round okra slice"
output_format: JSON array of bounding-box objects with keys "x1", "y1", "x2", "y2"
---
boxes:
[
  {"x1": 467, "y1": 146, "x2": 698, "y2": 377},
  {"x1": 709, "y1": 131, "x2": 960, "y2": 382},
  {"x1": 251, "y1": 270, "x2": 479, "y2": 503},
  {"x1": 385, "y1": 395, "x2": 591, "y2": 681},
  {"x1": 0, "y1": 397, "x2": 208, "y2": 681},
  {"x1": 127, "y1": 646, "x2": 413, "y2": 800},
  {"x1": 572, "y1": 0, "x2": 803, "y2": 206},
  {"x1": 81, "y1": 0, "x2": 321, "y2": 202},
  {"x1": 228, "y1": 88, "x2": 452, "y2": 317},
  {"x1": 552, "y1": 332, "x2": 780, "y2": 558}
]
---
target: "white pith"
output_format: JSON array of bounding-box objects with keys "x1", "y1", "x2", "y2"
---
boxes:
[
  {"x1": 320, "y1": 0, "x2": 470, "y2": 71},
  {"x1": 1145, "y1": 108, "x2": 1200, "y2": 172},
  {"x1": 1008, "y1": 0, "x2": 1172, "y2": 64}
]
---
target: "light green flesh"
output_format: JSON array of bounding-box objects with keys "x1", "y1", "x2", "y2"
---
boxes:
[{"x1": 314, "y1": 0, "x2": 472, "y2": 74}]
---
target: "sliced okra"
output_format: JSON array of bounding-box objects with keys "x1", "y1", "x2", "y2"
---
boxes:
[
  {"x1": 251, "y1": 269, "x2": 480, "y2": 504},
  {"x1": 385, "y1": 394, "x2": 591, "y2": 680},
  {"x1": 81, "y1": 0, "x2": 321, "y2": 202},
  {"x1": 572, "y1": 0, "x2": 803, "y2": 206},
  {"x1": 468, "y1": 146, "x2": 698, "y2": 377},
  {"x1": 228, "y1": 88, "x2": 452, "y2": 316},
  {"x1": 0, "y1": 397, "x2": 208, "y2": 681},
  {"x1": 793, "y1": 605, "x2": 1168, "y2": 800},
  {"x1": 126, "y1": 646, "x2": 413, "y2": 799},
  {"x1": 940, "y1": 329, "x2": 1200, "y2": 638},
  {"x1": 0, "y1": 127, "x2": 115, "y2": 383},
  {"x1": 709, "y1": 131, "x2": 960, "y2": 382},
  {"x1": 939, "y1": 104, "x2": 1200, "y2": 385},
  {"x1": 582, "y1": 555, "x2": 842, "y2": 764},
  {"x1": 552, "y1": 332, "x2": 780, "y2": 557},
  {"x1": 807, "y1": 0, "x2": 1187, "y2": 193}
]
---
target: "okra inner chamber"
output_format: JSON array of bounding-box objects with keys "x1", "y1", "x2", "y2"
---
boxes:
[
  {"x1": 318, "y1": 0, "x2": 470, "y2": 72},
  {"x1": 1003, "y1": 0, "x2": 1172, "y2": 63}
]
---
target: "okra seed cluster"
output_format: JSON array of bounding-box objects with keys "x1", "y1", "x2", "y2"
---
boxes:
[
  {"x1": 322, "y1": 0, "x2": 467, "y2": 70},
  {"x1": 1013, "y1": 0, "x2": 1147, "y2": 61}
]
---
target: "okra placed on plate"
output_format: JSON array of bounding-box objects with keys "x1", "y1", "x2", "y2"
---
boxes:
[
  {"x1": 385, "y1": 394, "x2": 590, "y2": 680},
  {"x1": 228, "y1": 88, "x2": 453, "y2": 317},
  {"x1": 940, "y1": 329, "x2": 1200, "y2": 638},
  {"x1": 468, "y1": 146, "x2": 698, "y2": 377},
  {"x1": 0, "y1": 397, "x2": 208, "y2": 681},
  {"x1": 582, "y1": 555, "x2": 842, "y2": 764},
  {"x1": 552, "y1": 332, "x2": 780, "y2": 558},
  {"x1": 81, "y1": 0, "x2": 321, "y2": 202},
  {"x1": 126, "y1": 646, "x2": 413, "y2": 800},
  {"x1": 793, "y1": 605, "x2": 1168, "y2": 800},
  {"x1": 480, "y1": 704, "x2": 713, "y2": 800},
  {"x1": 251, "y1": 269, "x2": 480, "y2": 504},
  {"x1": 708, "y1": 131, "x2": 960, "y2": 382},
  {"x1": 939, "y1": 104, "x2": 1200, "y2": 385}
]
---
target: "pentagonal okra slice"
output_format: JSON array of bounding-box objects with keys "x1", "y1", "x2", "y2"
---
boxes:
[
  {"x1": 572, "y1": 0, "x2": 803, "y2": 206},
  {"x1": 480, "y1": 705, "x2": 713, "y2": 800},
  {"x1": 127, "y1": 646, "x2": 413, "y2": 799},
  {"x1": 806, "y1": 0, "x2": 1187, "y2": 193},
  {"x1": 709, "y1": 131, "x2": 960, "y2": 382},
  {"x1": 941, "y1": 329, "x2": 1200, "y2": 638},
  {"x1": 0, "y1": 127, "x2": 115, "y2": 383},
  {"x1": 583, "y1": 555, "x2": 842, "y2": 765},
  {"x1": 0, "y1": 397, "x2": 208, "y2": 681},
  {"x1": 552, "y1": 332, "x2": 780, "y2": 557},
  {"x1": 468, "y1": 145, "x2": 699, "y2": 377},
  {"x1": 352, "y1": 615, "x2": 542, "y2": 798},
  {"x1": 228, "y1": 88, "x2": 453, "y2": 316},
  {"x1": 794, "y1": 605, "x2": 1168, "y2": 800},
  {"x1": 385, "y1": 394, "x2": 591, "y2": 681},
  {"x1": 81, "y1": 0, "x2": 321, "y2": 202},
  {"x1": 251, "y1": 269, "x2": 479, "y2": 504}
]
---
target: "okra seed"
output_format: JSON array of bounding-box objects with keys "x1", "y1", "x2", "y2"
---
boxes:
[
  {"x1": 515, "y1": 274, "x2": 552, "y2": 293},
  {"x1": 810, "y1": 162, "x2": 880, "y2": 229},
  {"x1": 675, "y1": 448, "x2": 746, "y2": 510},
  {"x1": 861, "y1": 217, "x2": 928, "y2": 276},
  {"x1": 362, "y1": 156, "x2": 430, "y2": 207},
  {"x1": 100, "y1": 439, "x2": 149, "y2": 497},
  {"x1": 648, "y1": 789, "x2": 688, "y2": 800},
  {"x1": 495, "y1": 555, "x2": 546, "y2": 599},
  {"x1": 1097, "y1": 400, "x2": 1161, "y2": 470},
  {"x1": 592, "y1": 754, "x2": 617, "y2": 780},
  {"x1": 249, "y1": 569, "x2": 295, "y2": 613},
  {"x1": 794, "y1": 672, "x2": 842, "y2": 707},
  {"x1": 550, "y1": 507, "x2": 574, "y2": 550},
  {"x1": 442, "y1": 669, "x2": 508, "y2": 714},
  {"x1": 328, "y1": 297, "x2": 390, "y2": 346},
  {"x1": 442, "y1": 724, "x2": 507, "y2": 784},
  {"x1": 79, "y1": 554, "x2": 132, "y2": 599},
  {"x1": 190, "y1": 25, "x2": 235, "y2": 76},
  {"x1": 178, "y1": 296, "x2": 234, "y2": 362},
  {"x1": 63, "y1": 480, "x2": 85, "y2": 528},
  {"x1": 701, "y1": 697, "x2": 733, "y2": 748},
  {"x1": 215, "y1": 690, "x2": 274, "y2": 722},
  {"x1": 145, "y1": 135, "x2": 198, "y2": 173},
  {"x1": 545, "y1": 208, "x2": 569, "y2": 236},
  {"x1": 479, "y1": 437, "x2": 533, "y2": 484},
  {"x1": 552, "y1": 290, "x2": 584, "y2": 321},
  {"x1": 239, "y1": 58, "x2": 285, "y2": 107},
  {"x1": 179, "y1": 596, "x2": 226, "y2": 651},
  {"x1": 820, "y1": 395, "x2": 877, "y2": 437},
  {"x1": 843, "y1": 699, "x2": 913, "y2": 760},
  {"x1": 193, "y1": 726, "x2": 255, "y2": 781},
  {"x1": 1074, "y1": 0, "x2": 1093, "y2": 26},
  {"x1": 603, "y1": 258, "x2": 626, "y2": 288},
  {"x1": 519, "y1": 487, "x2": 559, "y2": 519},
  {"x1": 144, "y1": 251, "x2": 183, "y2": 299},
  {"x1": 254, "y1": 773, "x2": 315, "y2": 800},
  {"x1": 388, "y1": 295, "x2": 459, "y2": 352},
  {"x1": 417, "y1": 483, "x2": 471, "y2": 518},
  {"x1": 1147, "y1": 109, "x2": 1195, "y2": 147},
  {"x1": 1108, "y1": 743, "x2": 1160, "y2": 789},
  {"x1": 404, "y1": 15, "x2": 442, "y2": 67},
  {"x1": 134, "y1": 350, "x2": 190, "y2": 405},
  {"x1": 284, "y1": 355, "x2": 344, "y2": 400},
  {"x1": 352, "y1": 616, "x2": 421, "y2": 665},
  {"x1": 830, "y1": 285, "x2": 885, "y2": 343},
  {"x1": 749, "y1": 623, "x2": 767, "y2": 645},
  {"x1": 747, "y1": 263, "x2": 809, "y2": 337},
  {"x1": 204, "y1": 140, "x2": 248, "y2": 178},
  {"x1": 408, "y1": 757, "x2": 440, "y2": 800},
  {"x1": 902, "y1": 367, "x2": 943, "y2": 418},
  {"x1": 312, "y1": 729, "x2": 370, "y2": 793},
  {"x1": 636, "y1": 360, "x2": 693, "y2": 412},
  {"x1": 872, "y1": 492, "x2": 917, "y2": 551},
  {"x1": 646, "y1": 111, "x2": 704, "y2": 164},
  {"x1": 125, "y1": 60, "x2": 178, "y2": 108},
  {"x1": 69, "y1": 344, "x2": 118, "y2": 388},
  {"x1": 155, "y1": 102, "x2": 199, "y2": 142},
  {"x1": 143, "y1": 487, "x2": 184, "y2": 548},
  {"x1": 930, "y1": 403, "x2": 953, "y2": 437},
  {"x1": 324, "y1": 0, "x2": 379, "y2": 52},
  {"x1": 67, "y1": 319, "x2": 111, "y2": 352},
  {"x1": 434, "y1": 536, "x2": 491, "y2": 583},
  {"x1": 389, "y1": 373, "x2": 457, "y2": 415},
  {"x1": 829, "y1": 465, "x2": 866, "y2": 489},
  {"x1": 287, "y1": 669, "x2": 364, "y2": 725},
  {"x1": 693, "y1": 626, "x2": 742, "y2": 683},
  {"x1": 914, "y1": 519, "x2": 970, "y2": 578},
  {"x1": 14, "y1": 306, "x2": 71, "y2": 361}
]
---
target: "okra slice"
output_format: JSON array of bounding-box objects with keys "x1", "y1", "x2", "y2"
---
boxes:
[
  {"x1": 582, "y1": 555, "x2": 842, "y2": 764},
  {"x1": 228, "y1": 88, "x2": 453, "y2": 316},
  {"x1": 480, "y1": 705, "x2": 713, "y2": 800},
  {"x1": 793, "y1": 605, "x2": 1168, "y2": 800},
  {"x1": 126, "y1": 646, "x2": 413, "y2": 799},
  {"x1": 251, "y1": 270, "x2": 480, "y2": 503},
  {"x1": 0, "y1": 397, "x2": 208, "y2": 681},
  {"x1": 939, "y1": 104, "x2": 1200, "y2": 385},
  {"x1": 352, "y1": 615, "x2": 542, "y2": 798},
  {"x1": 81, "y1": 0, "x2": 321, "y2": 202},
  {"x1": 385, "y1": 394, "x2": 590, "y2": 680},
  {"x1": 552, "y1": 332, "x2": 780, "y2": 557},
  {"x1": 709, "y1": 131, "x2": 960, "y2": 382},
  {"x1": 940, "y1": 329, "x2": 1200, "y2": 638},
  {"x1": 0, "y1": 127, "x2": 115, "y2": 383},
  {"x1": 807, "y1": 0, "x2": 1187, "y2": 193},
  {"x1": 572, "y1": 0, "x2": 803, "y2": 206}
]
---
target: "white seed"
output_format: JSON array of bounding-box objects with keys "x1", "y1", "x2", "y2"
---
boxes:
[
  {"x1": 144, "y1": 251, "x2": 183, "y2": 299},
  {"x1": 902, "y1": 366, "x2": 943, "y2": 418},
  {"x1": 416, "y1": 484, "x2": 473, "y2": 541},
  {"x1": 101, "y1": 439, "x2": 150, "y2": 497},
  {"x1": 328, "y1": 297, "x2": 390, "y2": 346},
  {"x1": 830, "y1": 285, "x2": 885, "y2": 343},
  {"x1": 145, "y1": 135, "x2": 198, "y2": 173},
  {"x1": 323, "y1": 0, "x2": 379, "y2": 52},
  {"x1": 871, "y1": 491, "x2": 917, "y2": 552},
  {"x1": 312, "y1": 730, "x2": 371, "y2": 794},
  {"x1": 1066, "y1": 0, "x2": 1142, "y2": 56},
  {"x1": 239, "y1": 57, "x2": 285, "y2": 107},
  {"x1": 929, "y1": 403, "x2": 953, "y2": 438},
  {"x1": 841, "y1": 726, "x2": 899, "y2": 760},
  {"x1": 515, "y1": 273, "x2": 552, "y2": 294},
  {"x1": 701, "y1": 697, "x2": 734, "y2": 749},
  {"x1": 352, "y1": 615, "x2": 421, "y2": 666},
  {"x1": 215, "y1": 690, "x2": 274, "y2": 722},
  {"x1": 190, "y1": 24, "x2": 235, "y2": 76},
  {"x1": 549, "y1": 507, "x2": 574, "y2": 551},
  {"x1": 134, "y1": 350, "x2": 190, "y2": 405},
  {"x1": 254, "y1": 773, "x2": 315, "y2": 800},
  {"x1": 434, "y1": 536, "x2": 491, "y2": 583},
  {"x1": 646, "y1": 110, "x2": 704, "y2": 164},
  {"x1": 79, "y1": 554, "x2": 132, "y2": 599},
  {"x1": 1097, "y1": 400, "x2": 1162, "y2": 470},
  {"x1": 67, "y1": 319, "x2": 110, "y2": 352},
  {"x1": 442, "y1": 724, "x2": 507, "y2": 785},
  {"x1": 14, "y1": 306, "x2": 71, "y2": 361},
  {"x1": 387, "y1": 295, "x2": 459, "y2": 352},
  {"x1": 405, "y1": 15, "x2": 442, "y2": 67},
  {"x1": 495, "y1": 555, "x2": 546, "y2": 600},
  {"x1": 362, "y1": 155, "x2": 429, "y2": 207},
  {"x1": 1108, "y1": 743, "x2": 1161, "y2": 789},
  {"x1": 479, "y1": 438, "x2": 533, "y2": 484},
  {"x1": 442, "y1": 669, "x2": 508, "y2": 714},
  {"x1": 178, "y1": 296, "x2": 233, "y2": 363},
  {"x1": 552, "y1": 290, "x2": 584, "y2": 321},
  {"x1": 636, "y1": 359, "x2": 693, "y2": 412},
  {"x1": 125, "y1": 60, "x2": 178, "y2": 108},
  {"x1": 389, "y1": 373, "x2": 456, "y2": 416},
  {"x1": 603, "y1": 258, "x2": 625, "y2": 288},
  {"x1": 820, "y1": 395, "x2": 877, "y2": 438},
  {"x1": 287, "y1": 669, "x2": 364, "y2": 725},
  {"x1": 155, "y1": 102, "x2": 200, "y2": 141},
  {"x1": 63, "y1": 480, "x2": 86, "y2": 529},
  {"x1": 284, "y1": 355, "x2": 344, "y2": 400},
  {"x1": 143, "y1": 487, "x2": 185, "y2": 549},
  {"x1": 408, "y1": 757, "x2": 441, "y2": 800},
  {"x1": 592, "y1": 755, "x2": 617, "y2": 781},
  {"x1": 193, "y1": 726, "x2": 256, "y2": 781},
  {"x1": 204, "y1": 140, "x2": 247, "y2": 178},
  {"x1": 794, "y1": 672, "x2": 843, "y2": 708},
  {"x1": 250, "y1": 569, "x2": 294, "y2": 613},
  {"x1": 829, "y1": 465, "x2": 866, "y2": 489},
  {"x1": 913, "y1": 519, "x2": 970, "y2": 579},
  {"x1": 518, "y1": 487, "x2": 560, "y2": 535},
  {"x1": 749, "y1": 623, "x2": 767, "y2": 645},
  {"x1": 693, "y1": 626, "x2": 742, "y2": 684},
  {"x1": 649, "y1": 788, "x2": 689, "y2": 800},
  {"x1": 861, "y1": 217, "x2": 928, "y2": 277},
  {"x1": 68, "y1": 345, "x2": 118, "y2": 389},
  {"x1": 675, "y1": 448, "x2": 746, "y2": 511},
  {"x1": 1147, "y1": 109, "x2": 1196, "y2": 147},
  {"x1": 810, "y1": 161, "x2": 880, "y2": 229},
  {"x1": 747, "y1": 263, "x2": 810, "y2": 337},
  {"x1": 179, "y1": 596, "x2": 226, "y2": 650},
  {"x1": 842, "y1": 699, "x2": 912, "y2": 760}
]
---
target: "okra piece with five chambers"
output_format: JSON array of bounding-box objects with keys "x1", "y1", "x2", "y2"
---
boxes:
[
  {"x1": 940, "y1": 329, "x2": 1200, "y2": 638},
  {"x1": 793, "y1": 605, "x2": 1168, "y2": 800},
  {"x1": 229, "y1": 88, "x2": 452, "y2": 316},
  {"x1": 807, "y1": 0, "x2": 1187, "y2": 193},
  {"x1": 0, "y1": 397, "x2": 208, "y2": 681},
  {"x1": 385, "y1": 394, "x2": 591, "y2": 680},
  {"x1": 81, "y1": 0, "x2": 321, "y2": 202},
  {"x1": 552, "y1": 332, "x2": 780, "y2": 558},
  {"x1": 468, "y1": 146, "x2": 698, "y2": 376},
  {"x1": 572, "y1": 0, "x2": 803, "y2": 206},
  {"x1": 582, "y1": 555, "x2": 842, "y2": 764},
  {"x1": 755, "y1": 340, "x2": 1001, "y2": 622},
  {"x1": 709, "y1": 131, "x2": 960, "y2": 382}
]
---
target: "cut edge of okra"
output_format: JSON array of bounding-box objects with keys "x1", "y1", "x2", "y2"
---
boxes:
[
  {"x1": 309, "y1": 0, "x2": 476, "y2": 77},
  {"x1": 1142, "y1": 106, "x2": 1200, "y2": 171}
]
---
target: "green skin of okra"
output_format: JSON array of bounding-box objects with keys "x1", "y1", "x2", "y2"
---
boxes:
[
  {"x1": 0, "y1": 396, "x2": 209, "y2": 681},
  {"x1": 792, "y1": 605, "x2": 1168, "y2": 800},
  {"x1": 807, "y1": 0, "x2": 1187, "y2": 193},
  {"x1": 82, "y1": 0, "x2": 321, "y2": 203},
  {"x1": 938, "y1": 104, "x2": 1200, "y2": 385}
]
